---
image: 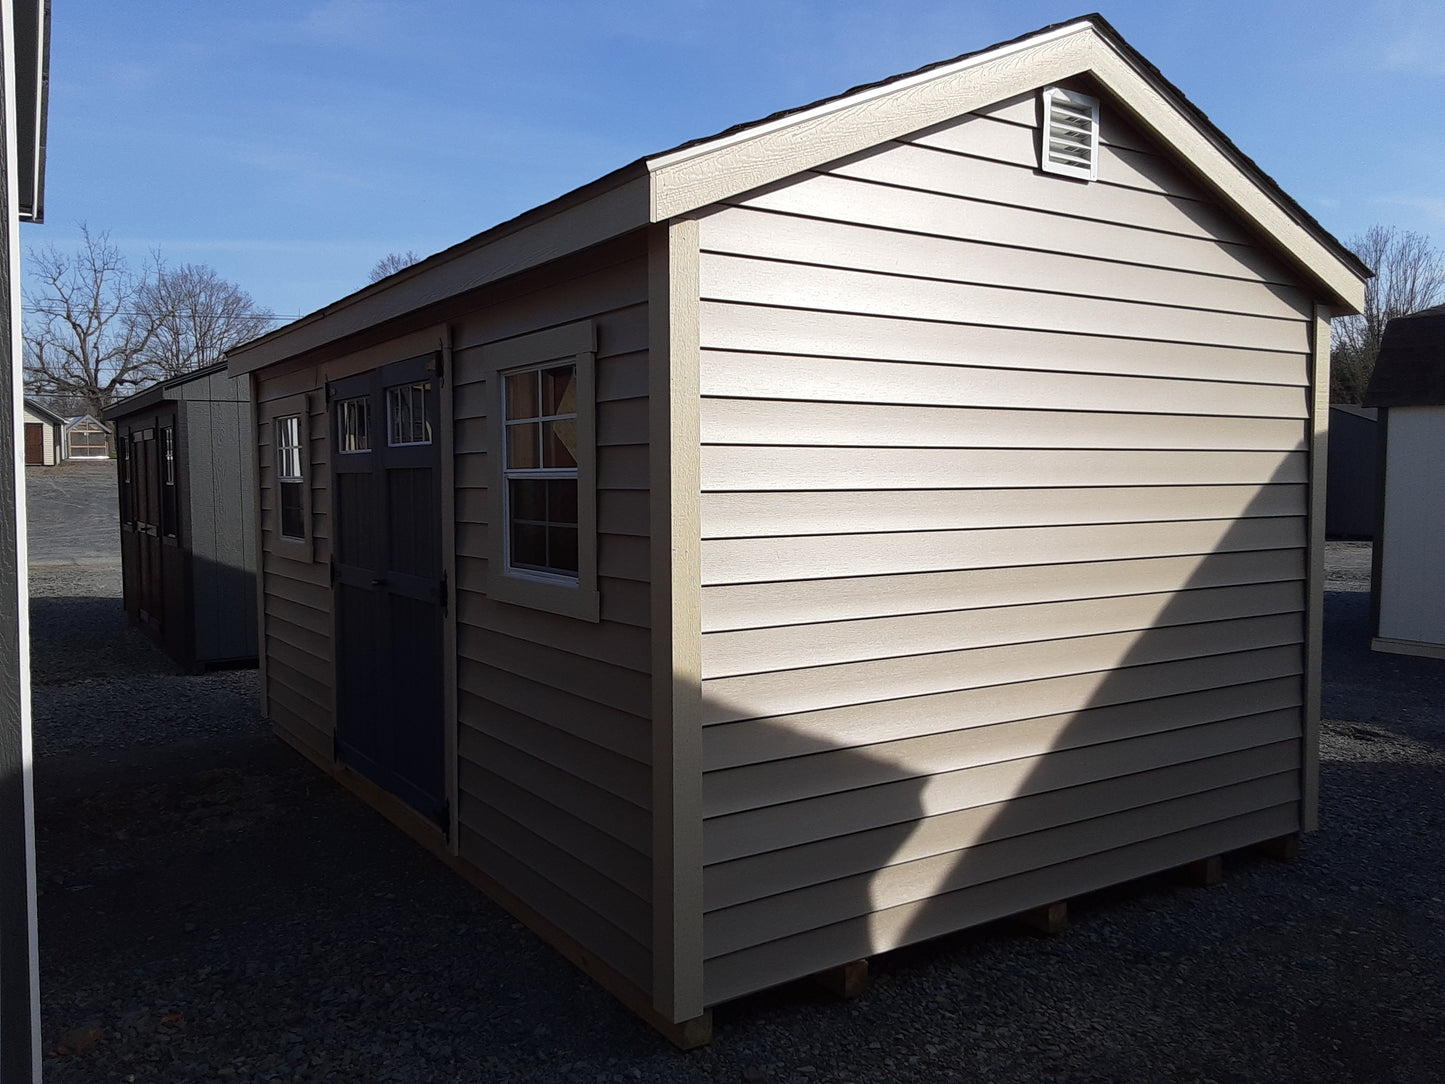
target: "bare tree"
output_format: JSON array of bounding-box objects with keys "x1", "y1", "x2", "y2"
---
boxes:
[
  {"x1": 368, "y1": 250, "x2": 421, "y2": 283},
  {"x1": 1331, "y1": 225, "x2": 1445, "y2": 403},
  {"x1": 139, "y1": 263, "x2": 276, "y2": 379},
  {"x1": 22, "y1": 225, "x2": 167, "y2": 419},
  {"x1": 24, "y1": 228, "x2": 278, "y2": 413}
]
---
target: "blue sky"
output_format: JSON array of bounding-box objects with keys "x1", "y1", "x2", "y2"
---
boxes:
[{"x1": 26, "y1": 0, "x2": 1443, "y2": 321}]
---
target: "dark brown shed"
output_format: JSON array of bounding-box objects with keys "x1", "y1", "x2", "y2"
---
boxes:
[{"x1": 104, "y1": 362, "x2": 258, "y2": 671}]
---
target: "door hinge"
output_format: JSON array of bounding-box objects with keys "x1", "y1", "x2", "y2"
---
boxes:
[
  {"x1": 438, "y1": 569, "x2": 449, "y2": 612},
  {"x1": 329, "y1": 556, "x2": 337, "y2": 585}
]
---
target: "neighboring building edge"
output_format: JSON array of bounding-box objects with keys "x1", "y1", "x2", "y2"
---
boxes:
[{"x1": 1, "y1": 2, "x2": 50, "y2": 1081}]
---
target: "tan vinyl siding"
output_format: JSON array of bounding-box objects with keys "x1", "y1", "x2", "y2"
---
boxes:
[
  {"x1": 449, "y1": 246, "x2": 655, "y2": 992},
  {"x1": 693, "y1": 93, "x2": 1315, "y2": 1004},
  {"x1": 255, "y1": 386, "x2": 333, "y2": 754}
]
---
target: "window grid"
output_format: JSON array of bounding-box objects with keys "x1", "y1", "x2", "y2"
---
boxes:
[
  {"x1": 502, "y1": 364, "x2": 579, "y2": 578},
  {"x1": 387, "y1": 382, "x2": 432, "y2": 446},
  {"x1": 276, "y1": 414, "x2": 305, "y2": 540},
  {"x1": 337, "y1": 396, "x2": 370, "y2": 453}
]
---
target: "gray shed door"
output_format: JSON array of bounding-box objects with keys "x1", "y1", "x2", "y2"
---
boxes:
[{"x1": 330, "y1": 354, "x2": 446, "y2": 826}]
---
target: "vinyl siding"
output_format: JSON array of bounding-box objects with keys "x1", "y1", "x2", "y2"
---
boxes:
[
  {"x1": 693, "y1": 89, "x2": 1315, "y2": 1005},
  {"x1": 255, "y1": 383, "x2": 333, "y2": 760},
  {"x1": 449, "y1": 246, "x2": 655, "y2": 993}
]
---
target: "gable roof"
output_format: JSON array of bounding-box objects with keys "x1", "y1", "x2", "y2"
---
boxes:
[
  {"x1": 228, "y1": 13, "x2": 1368, "y2": 376},
  {"x1": 1364, "y1": 304, "x2": 1445, "y2": 407},
  {"x1": 22, "y1": 398, "x2": 64, "y2": 426},
  {"x1": 102, "y1": 361, "x2": 235, "y2": 421}
]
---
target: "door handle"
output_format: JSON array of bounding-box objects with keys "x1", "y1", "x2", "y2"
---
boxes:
[{"x1": 371, "y1": 577, "x2": 387, "y2": 586}]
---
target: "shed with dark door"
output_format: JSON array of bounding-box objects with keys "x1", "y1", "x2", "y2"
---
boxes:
[
  {"x1": 104, "y1": 362, "x2": 258, "y2": 670},
  {"x1": 22, "y1": 398, "x2": 63, "y2": 465},
  {"x1": 226, "y1": 16, "x2": 1367, "y2": 1046},
  {"x1": 1364, "y1": 304, "x2": 1445, "y2": 658}
]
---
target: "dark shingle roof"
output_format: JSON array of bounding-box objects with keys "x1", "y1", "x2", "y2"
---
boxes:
[{"x1": 1364, "y1": 305, "x2": 1445, "y2": 407}]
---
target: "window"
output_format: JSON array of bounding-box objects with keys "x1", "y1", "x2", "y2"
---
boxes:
[
  {"x1": 276, "y1": 414, "x2": 305, "y2": 540},
  {"x1": 337, "y1": 396, "x2": 370, "y2": 453},
  {"x1": 503, "y1": 364, "x2": 578, "y2": 577},
  {"x1": 480, "y1": 320, "x2": 598, "y2": 621},
  {"x1": 118, "y1": 439, "x2": 134, "y2": 526},
  {"x1": 1040, "y1": 86, "x2": 1100, "y2": 181},
  {"x1": 388, "y1": 382, "x2": 432, "y2": 446},
  {"x1": 160, "y1": 426, "x2": 178, "y2": 539}
]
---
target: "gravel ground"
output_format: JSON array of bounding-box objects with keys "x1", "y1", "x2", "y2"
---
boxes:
[{"x1": 30, "y1": 542, "x2": 1445, "y2": 1083}]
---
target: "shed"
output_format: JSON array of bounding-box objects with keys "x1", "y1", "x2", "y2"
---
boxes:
[
  {"x1": 1324, "y1": 404, "x2": 1377, "y2": 539},
  {"x1": 226, "y1": 15, "x2": 1367, "y2": 1045},
  {"x1": 103, "y1": 362, "x2": 258, "y2": 671},
  {"x1": 1363, "y1": 304, "x2": 1445, "y2": 659},
  {"x1": 62, "y1": 414, "x2": 110, "y2": 459},
  {"x1": 21, "y1": 398, "x2": 63, "y2": 465}
]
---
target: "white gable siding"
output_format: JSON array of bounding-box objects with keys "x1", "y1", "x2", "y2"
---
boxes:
[{"x1": 693, "y1": 91, "x2": 1314, "y2": 1004}]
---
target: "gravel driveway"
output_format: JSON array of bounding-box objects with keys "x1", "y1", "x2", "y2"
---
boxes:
[{"x1": 26, "y1": 481, "x2": 1445, "y2": 1083}]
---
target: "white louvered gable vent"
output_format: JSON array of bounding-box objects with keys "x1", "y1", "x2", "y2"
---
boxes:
[{"x1": 1040, "y1": 87, "x2": 1100, "y2": 181}]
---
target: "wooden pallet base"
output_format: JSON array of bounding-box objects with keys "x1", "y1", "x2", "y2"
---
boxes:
[
  {"x1": 1014, "y1": 900, "x2": 1069, "y2": 936},
  {"x1": 812, "y1": 959, "x2": 869, "y2": 1000},
  {"x1": 1173, "y1": 854, "x2": 1224, "y2": 887},
  {"x1": 1256, "y1": 833, "x2": 1301, "y2": 862}
]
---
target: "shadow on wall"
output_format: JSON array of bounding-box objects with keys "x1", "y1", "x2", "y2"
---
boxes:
[{"x1": 696, "y1": 455, "x2": 1310, "y2": 1003}]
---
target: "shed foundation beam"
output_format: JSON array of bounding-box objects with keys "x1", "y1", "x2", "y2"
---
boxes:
[
  {"x1": 1256, "y1": 833, "x2": 1301, "y2": 862},
  {"x1": 812, "y1": 959, "x2": 870, "y2": 1000},
  {"x1": 1014, "y1": 900, "x2": 1069, "y2": 936},
  {"x1": 1174, "y1": 855, "x2": 1224, "y2": 887}
]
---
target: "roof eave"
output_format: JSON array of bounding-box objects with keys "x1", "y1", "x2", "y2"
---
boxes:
[{"x1": 226, "y1": 166, "x2": 651, "y2": 376}]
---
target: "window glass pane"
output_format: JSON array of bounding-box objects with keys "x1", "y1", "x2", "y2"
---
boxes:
[
  {"x1": 338, "y1": 397, "x2": 370, "y2": 453},
  {"x1": 387, "y1": 383, "x2": 432, "y2": 446},
  {"x1": 510, "y1": 521, "x2": 547, "y2": 570},
  {"x1": 276, "y1": 415, "x2": 302, "y2": 480},
  {"x1": 505, "y1": 371, "x2": 539, "y2": 421},
  {"x1": 542, "y1": 419, "x2": 578, "y2": 468},
  {"x1": 541, "y1": 365, "x2": 576, "y2": 416},
  {"x1": 548, "y1": 526, "x2": 578, "y2": 574},
  {"x1": 509, "y1": 478, "x2": 547, "y2": 521},
  {"x1": 280, "y1": 481, "x2": 304, "y2": 539},
  {"x1": 506, "y1": 422, "x2": 539, "y2": 468},
  {"x1": 547, "y1": 478, "x2": 578, "y2": 524}
]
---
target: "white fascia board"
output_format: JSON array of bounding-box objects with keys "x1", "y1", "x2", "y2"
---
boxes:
[
  {"x1": 646, "y1": 21, "x2": 1097, "y2": 221},
  {"x1": 1082, "y1": 35, "x2": 1365, "y2": 313}
]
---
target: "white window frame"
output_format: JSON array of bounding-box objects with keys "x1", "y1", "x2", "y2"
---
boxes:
[{"x1": 480, "y1": 320, "x2": 599, "y2": 622}]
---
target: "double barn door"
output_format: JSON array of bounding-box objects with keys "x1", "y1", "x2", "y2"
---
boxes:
[{"x1": 330, "y1": 355, "x2": 446, "y2": 827}]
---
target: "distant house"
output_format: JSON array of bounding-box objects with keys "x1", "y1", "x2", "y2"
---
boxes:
[
  {"x1": 227, "y1": 15, "x2": 1366, "y2": 1045},
  {"x1": 22, "y1": 399, "x2": 63, "y2": 465},
  {"x1": 63, "y1": 414, "x2": 111, "y2": 460},
  {"x1": 1364, "y1": 304, "x2": 1445, "y2": 659},
  {"x1": 103, "y1": 362, "x2": 258, "y2": 671}
]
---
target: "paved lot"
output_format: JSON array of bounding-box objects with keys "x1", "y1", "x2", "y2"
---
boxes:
[{"x1": 26, "y1": 460, "x2": 120, "y2": 569}]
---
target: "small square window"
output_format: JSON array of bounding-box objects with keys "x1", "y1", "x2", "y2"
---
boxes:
[
  {"x1": 387, "y1": 382, "x2": 432, "y2": 446},
  {"x1": 337, "y1": 397, "x2": 370, "y2": 453}
]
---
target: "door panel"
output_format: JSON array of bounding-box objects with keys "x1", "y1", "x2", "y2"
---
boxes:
[{"x1": 330, "y1": 355, "x2": 447, "y2": 825}]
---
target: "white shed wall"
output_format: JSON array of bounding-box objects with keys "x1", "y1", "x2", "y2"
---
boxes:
[{"x1": 1376, "y1": 406, "x2": 1445, "y2": 653}]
